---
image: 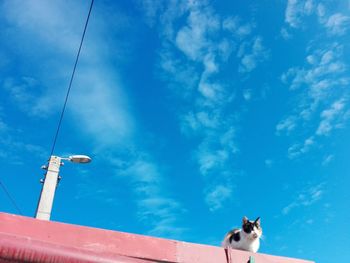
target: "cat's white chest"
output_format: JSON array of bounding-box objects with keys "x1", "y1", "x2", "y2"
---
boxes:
[{"x1": 231, "y1": 237, "x2": 260, "y2": 253}]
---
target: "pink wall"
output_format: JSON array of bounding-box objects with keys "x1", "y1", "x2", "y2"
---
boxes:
[{"x1": 0, "y1": 213, "x2": 314, "y2": 263}]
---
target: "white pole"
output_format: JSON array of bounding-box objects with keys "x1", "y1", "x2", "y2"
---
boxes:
[{"x1": 35, "y1": 156, "x2": 61, "y2": 220}]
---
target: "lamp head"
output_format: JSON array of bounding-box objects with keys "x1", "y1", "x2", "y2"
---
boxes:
[{"x1": 68, "y1": 155, "x2": 92, "y2": 164}]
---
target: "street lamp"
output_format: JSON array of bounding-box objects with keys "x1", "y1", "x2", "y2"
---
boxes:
[
  {"x1": 62, "y1": 155, "x2": 92, "y2": 163},
  {"x1": 35, "y1": 155, "x2": 91, "y2": 220}
]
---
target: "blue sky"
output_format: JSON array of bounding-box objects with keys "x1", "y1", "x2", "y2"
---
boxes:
[{"x1": 0, "y1": 0, "x2": 349, "y2": 262}]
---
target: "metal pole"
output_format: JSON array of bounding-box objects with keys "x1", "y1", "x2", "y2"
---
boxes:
[{"x1": 35, "y1": 156, "x2": 61, "y2": 220}]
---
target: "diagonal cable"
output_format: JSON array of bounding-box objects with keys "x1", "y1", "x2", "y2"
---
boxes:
[
  {"x1": 0, "y1": 179, "x2": 23, "y2": 215},
  {"x1": 49, "y1": 0, "x2": 94, "y2": 157}
]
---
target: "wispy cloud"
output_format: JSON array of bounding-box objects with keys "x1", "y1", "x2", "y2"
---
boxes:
[
  {"x1": 0, "y1": 118, "x2": 8, "y2": 133},
  {"x1": 278, "y1": 42, "x2": 349, "y2": 160},
  {"x1": 74, "y1": 151, "x2": 187, "y2": 238},
  {"x1": 287, "y1": 136, "x2": 314, "y2": 159},
  {"x1": 325, "y1": 13, "x2": 350, "y2": 36},
  {"x1": 223, "y1": 16, "x2": 252, "y2": 39},
  {"x1": 142, "y1": 1, "x2": 262, "y2": 211},
  {"x1": 285, "y1": 0, "x2": 314, "y2": 28},
  {"x1": 282, "y1": 183, "x2": 324, "y2": 215},
  {"x1": 0, "y1": 131, "x2": 47, "y2": 164},
  {"x1": 284, "y1": 1, "x2": 350, "y2": 37},
  {"x1": 1, "y1": 0, "x2": 186, "y2": 237},
  {"x1": 322, "y1": 154, "x2": 334, "y2": 166},
  {"x1": 75, "y1": 173, "x2": 120, "y2": 205},
  {"x1": 316, "y1": 99, "x2": 348, "y2": 136},
  {"x1": 113, "y1": 155, "x2": 187, "y2": 238},
  {"x1": 242, "y1": 89, "x2": 253, "y2": 101},
  {"x1": 280, "y1": 45, "x2": 347, "y2": 97},
  {"x1": 205, "y1": 184, "x2": 232, "y2": 211},
  {"x1": 0, "y1": 89, "x2": 48, "y2": 164},
  {"x1": 2, "y1": 77, "x2": 59, "y2": 117},
  {"x1": 1, "y1": 0, "x2": 134, "y2": 147},
  {"x1": 238, "y1": 36, "x2": 269, "y2": 73},
  {"x1": 316, "y1": 3, "x2": 326, "y2": 21},
  {"x1": 0, "y1": 105, "x2": 46, "y2": 162},
  {"x1": 280, "y1": 27, "x2": 292, "y2": 40},
  {"x1": 138, "y1": 0, "x2": 164, "y2": 27},
  {"x1": 276, "y1": 116, "x2": 297, "y2": 135},
  {"x1": 175, "y1": 7, "x2": 220, "y2": 61}
]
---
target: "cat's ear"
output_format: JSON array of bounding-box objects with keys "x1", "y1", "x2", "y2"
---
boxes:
[
  {"x1": 254, "y1": 217, "x2": 261, "y2": 225},
  {"x1": 242, "y1": 216, "x2": 248, "y2": 224}
]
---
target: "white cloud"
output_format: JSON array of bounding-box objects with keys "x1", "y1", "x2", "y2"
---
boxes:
[
  {"x1": 223, "y1": 16, "x2": 252, "y2": 38},
  {"x1": 284, "y1": 1, "x2": 350, "y2": 39},
  {"x1": 138, "y1": 0, "x2": 164, "y2": 27},
  {"x1": 238, "y1": 37, "x2": 269, "y2": 73},
  {"x1": 205, "y1": 184, "x2": 232, "y2": 211},
  {"x1": 1, "y1": 0, "x2": 186, "y2": 237},
  {"x1": 1, "y1": 0, "x2": 134, "y2": 147},
  {"x1": 197, "y1": 110, "x2": 220, "y2": 129},
  {"x1": 285, "y1": 0, "x2": 315, "y2": 28},
  {"x1": 281, "y1": 27, "x2": 292, "y2": 40},
  {"x1": 158, "y1": 50, "x2": 199, "y2": 97},
  {"x1": 75, "y1": 177, "x2": 120, "y2": 205},
  {"x1": 145, "y1": 1, "x2": 260, "y2": 211},
  {"x1": 316, "y1": 3, "x2": 326, "y2": 19},
  {"x1": 180, "y1": 112, "x2": 200, "y2": 134},
  {"x1": 304, "y1": 0, "x2": 314, "y2": 14},
  {"x1": 2, "y1": 77, "x2": 59, "y2": 117},
  {"x1": 316, "y1": 99, "x2": 347, "y2": 136},
  {"x1": 325, "y1": 13, "x2": 350, "y2": 36},
  {"x1": 70, "y1": 69, "x2": 134, "y2": 147},
  {"x1": 279, "y1": 43, "x2": 349, "y2": 160},
  {"x1": 2, "y1": 1, "x2": 82, "y2": 52},
  {"x1": 0, "y1": 134, "x2": 47, "y2": 163},
  {"x1": 197, "y1": 53, "x2": 228, "y2": 103},
  {"x1": 114, "y1": 156, "x2": 186, "y2": 237},
  {"x1": 276, "y1": 116, "x2": 297, "y2": 135},
  {"x1": 282, "y1": 183, "x2": 324, "y2": 215},
  {"x1": 306, "y1": 55, "x2": 316, "y2": 65},
  {"x1": 175, "y1": 7, "x2": 219, "y2": 61},
  {"x1": 241, "y1": 55, "x2": 256, "y2": 72},
  {"x1": 285, "y1": 0, "x2": 300, "y2": 27},
  {"x1": 284, "y1": 0, "x2": 350, "y2": 37},
  {"x1": 322, "y1": 154, "x2": 334, "y2": 166},
  {"x1": 282, "y1": 55, "x2": 346, "y2": 96},
  {"x1": 138, "y1": 197, "x2": 184, "y2": 221},
  {"x1": 0, "y1": 118, "x2": 8, "y2": 133},
  {"x1": 280, "y1": 43, "x2": 349, "y2": 133},
  {"x1": 75, "y1": 149, "x2": 187, "y2": 238},
  {"x1": 217, "y1": 39, "x2": 234, "y2": 61},
  {"x1": 282, "y1": 202, "x2": 298, "y2": 215},
  {"x1": 147, "y1": 218, "x2": 187, "y2": 239},
  {"x1": 243, "y1": 89, "x2": 252, "y2": 101},
  {"x1": 306, "y1": 219, "x2": 314, "y2": 224},
  {"x1": 287, "y1": 136, "x2": 315, "y2": 159},
  {"x1": 197, "y1": 148, "x2": 228, "y2": 175}
]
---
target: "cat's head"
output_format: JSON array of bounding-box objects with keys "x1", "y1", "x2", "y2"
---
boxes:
[{"x1": 241, "y1": 216, "x2": 262, "y2": 240}]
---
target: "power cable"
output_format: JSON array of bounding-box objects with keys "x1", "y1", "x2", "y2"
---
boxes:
[
  {"x1": 49, "y1": 0, "x2": 94, "y2": 157},
  {"x1": 0, "y1": 179, "x2": 23, "y2": 215}
]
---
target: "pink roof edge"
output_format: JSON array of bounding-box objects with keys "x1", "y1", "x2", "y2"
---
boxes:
[{"x1": 0, "y1": 212, "x2": 314, "y2": 263}]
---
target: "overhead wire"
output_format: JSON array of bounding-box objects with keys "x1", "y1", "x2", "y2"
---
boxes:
[
  {"x1": 0, "y1": 0, "x2": 94, "y2": 217},
  {"x1": 0, "y1": 179, "x2": 23, "y2": 215},
  {"x1": 49, "y1": 0, "x2": 94, "y2": 157}
]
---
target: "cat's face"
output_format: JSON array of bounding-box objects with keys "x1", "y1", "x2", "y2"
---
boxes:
[{"x1": 242, "y1": 216, "x2": 262, "y2": 240}]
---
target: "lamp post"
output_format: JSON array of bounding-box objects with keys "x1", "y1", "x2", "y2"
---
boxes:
[{"x1": 35, "y1": 155, "x2": 91, "y2": 220}]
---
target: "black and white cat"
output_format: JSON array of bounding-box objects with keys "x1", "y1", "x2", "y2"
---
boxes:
[{"x1": 222, "y1": 216, "x2": 262, "y2": 253}]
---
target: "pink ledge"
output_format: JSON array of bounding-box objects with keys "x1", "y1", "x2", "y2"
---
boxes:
[{"x1": 0, "y1": 212, "x2": 314, "y2": 263}]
